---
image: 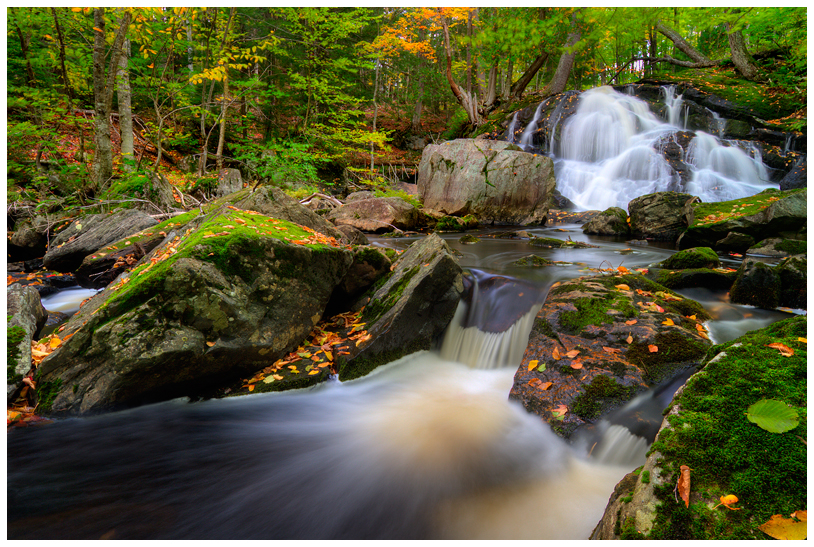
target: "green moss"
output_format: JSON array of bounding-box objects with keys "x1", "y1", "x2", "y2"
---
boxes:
[
  {"x1": 688, "y1": 189, "x2": 805, "y2": 229},
  {"x1": 558, "y1": 295, "x2": 637, "y2": 334},
  {"x1": 773, "y1": 238, "x2": 807, "y2": 255},
  {"x1": 355, "y1": 246, "x2": 389, "y2": 270},
  {"x1": 7, "y1": 316, "x2": 26, "y2": 384},
  {"x1": 361, "y1": 265, "x2": 420, "y2": 324},
  {"x1": 513, "y1": 255, "x2": 552, "y2": 267},
  {"x1": 339, "y1": 337, "x2": 429, "y2": 381},
  {"x1": 571, "y1": 375, "x2": 636, "y2": 420},
  {"x1": 627, "y1": 330, "x2": 707, "y2": 383},
  {"x1": 34, "y1": 374, "x2": 63, "y2": 414},
  {"x1": 529, "y1": 236, "x2": 596, "y2": 249},
  {"x1": 659, "y1": 247, "x2": 720, "y2": 270},
  {"x1": 653, "y1": 268, "x2": 736, "y2": 290},
  {"x1": 459, "y1": 234, "x2": 481, "y2": 244},
  {"x1": 648, "y1": 315, "x2": 806, "y2": 540},
  {"x1": 641, "y1": 469, "x2": 650, "y2": 484}
]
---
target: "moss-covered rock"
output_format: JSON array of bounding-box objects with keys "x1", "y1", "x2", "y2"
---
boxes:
[
  {"x1": 747, "y1": 237, "x2": 807, "y2": 258},
  {"x1": 658, "y1": 247, "x2": 720, "y2": 270},
  {"x1": 513, "y1": 254, "x2": 553, "y2": 267},
  {"x1": 650, "y1": 268, "x2": 737, "y2": 290},
  {"x1": 775, "y1": 256, "x2": 806, "y2": 309},
  {"x1": 510, "y1": 273, "x2": 711, "y2": 438},
  {"x1": 459, "y1": 234, "x2": 481, "y2": 244},
  {"x1": 592, "y1": 315, "x2": 806, "y2": 539},
  {"x1": 6, "y1": 285, "x2": 48, "y2": 400},
  {"x1": 528, "y1": 236, "x2": 598, "y2": 249},
  {"x1": 729, "y1": 258, "x2": 780, "y2": 309},
  {"x1": 35, "y1": 205, "x2": 355, "y2": 416},
  {"x1": 582, "y1": 207, "x2": 631, "y2": 236}
]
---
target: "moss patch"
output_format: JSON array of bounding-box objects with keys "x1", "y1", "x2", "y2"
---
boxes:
[
  {"x1": 688, "y1": 189, "x2": 805, "y2": 229},
  {"x1": 647, "y1": 315, "x2": 806, "y2": 540},
  {"x1": 7, "y1": 316, "x2": 26, "y2": 384},
  {"x1": 653, "y1": 268, "x2": 736, "y2": 290},
  {"x1": 339, "y1": 337, "x2": 428, "y2": 381},
  {"x1": 558, "y1": 294, "x2": 637, "y2": 334},
  {"x1": 513, "y1": 255, "x2": 553, "y2": 267},
  {"x1": 361, "y1": 265, "x2": 420, "y2": 324},
  {"x1": 659, "y1": 247, "x2": 720, "y2": 270},
  {"x1": 627, "y1": 330, "x2": 707, "y2": 382},
  {"x1": 774, "y1": 238, "x2": 807, "y2": 255},
  {"x1": 529, "y1": 236, "x2": 597, "y2": 249},
  {"x1": 571, "y1": 374, "x2": 637, "y2": 420}
]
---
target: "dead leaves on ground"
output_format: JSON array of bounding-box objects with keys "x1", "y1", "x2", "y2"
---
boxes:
[
  {"x1": 759, "y1": 511, "x2": 807, "y2": 540},
  {"x1": 766, "y1": 343, "x2": 795, "y2": 357},
  {"x1": 675, "y1": 465, "x2": 691, "y2": 507}
]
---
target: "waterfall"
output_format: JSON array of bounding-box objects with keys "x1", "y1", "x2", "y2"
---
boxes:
[
  {"x1": 662, "y1": 85, "x2": 687, "y2": 129},
  {"x1": 505, "y1": 111, "x2": 520, "y2": 144},
  {"x1": 518, "y1": 100, "x2": 547, "y2": 151},
  {"x1": 544, "y1": 86, "x2": 777, "y2": 210}
]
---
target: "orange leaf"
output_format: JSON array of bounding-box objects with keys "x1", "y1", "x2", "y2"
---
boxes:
[
  {"x1": 527, "y1": 359, "x2": 539, "y2": 371},
  {"x1": 767, "y1": 343, "x2": 794, "y2": 357},
  {"x1": 697, "y1": 331, "x2": 709, "y2": 340},
  {"x1": 648, "y1": 345, "x2": 659, "y2": 352},
  {"x1": 206, "y1": 341, "x2": 215, "y2": 347},
  {"x1": 565, "y1": 350, "x2": 580, "y2": 358},
  {"x1": 552, "y1": 347, "x2": 561, "y2": 360},
  {"x1": 617, "y1": 266, "x2": 629, "y2": 273},
  {"x1": 677, "y1": 465, "x2": 691, "y2": 507},
  {"x1": 94, "y1": 26, "x2": 104, "y2": 33},
  {"x1": 552, "y1": 404, "x2": 568, "y2": 417},
  {"x1": 570, "y1": 360, "x2": 583, "y2": 370},
  {"x1": 625, "y1": 320, "x2": 637, "y2": 325},
  {"x1": 247, "y1": 384, "x2": 255, "y2": 391},
  {"x1": 626, "y1": 335, "x2": 633, "y2": 344},
  {"x1": 615, "y1": 284, "x2": 630, "y2": 290},
  {"x1": 662, "y1": 318, "x2": 675, "y2": 326},
  {"x1": 602, "y1": 346, "x2": 621, "y2": 354},
  {"x1": 49, "y1": 336, "x2": 62, "y2": 349}
]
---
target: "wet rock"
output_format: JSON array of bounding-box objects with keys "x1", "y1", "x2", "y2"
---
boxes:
[
  {"x1": 509, "y1": 274, "x2": 711, "y2": 438},
  {"x1": 649, "y1": 268, "x2": 737, "y2": 291},
  {"x1": 327, "y1": 197, "x2": 420, "y2": 233},
  {"x1": 628, "y1": 191, "x2": 696, "y2": 241},
  {"x1": 513, "y1": 255, "x2": 553, "y2": 267},
  {"x1": 776, "y1": 256, "x2": 806, "y2": 309},
  {"x1": 335, "y1": 224, "x2": 369, "y2": 245},
  {"x1": 459, "y1": 234, "x2": 480, "y2": 244},
  {"x1": 658, "y1": 247, "x2": 719, "y2": 270},
  {"x1": 7, "y1": 284, "x2": 49, "y2": 400},
  {"x1": 215, "y1": 168, "x2": 244, "y2": 196},
  {"x1": 339, "y1": 233, "x2": 463, "y2": 380},
  {"x1": 713, "y1": 231, "x2": 755, "y2": 254},
  {"x1": 329, "y1": 246, "x2": 392, "y2": 307},
  {"x1": 528, "y1": 236, "x2": 598, "y2": 249},
  {"x1": 592, "y1": 316, "x2": 806, "y2": 539},
  {"x1": 417, "y1": 139, "x2": 556, "y2": 225},
  {"x1": 779, "y1": 154, "x2": 806, "y2": 190},
  {"x1": 747, "y1": 237, "x2": 806, "y2": 258},
  {"x1": 36, "y1": 206, "x2": 355, "y2": 416},
  {"x1": 729, "y1": 258, "x2": 780, "y2": 309},
  {"x1": 42, "y1": 209, "x2": 158, "y2": 274},
  {"x1": 345, "y1": 191, "x2": 376, "y2": 202},
  {"x1": 8, "y1": 217, "x2": 50, "y2": 262},
  {"x1": 582, "y1": 207, "x2": 630, "y2": 236}
]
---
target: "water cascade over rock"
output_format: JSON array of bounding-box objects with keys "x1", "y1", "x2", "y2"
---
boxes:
[{"x1": 508, "y1": 86, "x2": 778, "y2": 211}]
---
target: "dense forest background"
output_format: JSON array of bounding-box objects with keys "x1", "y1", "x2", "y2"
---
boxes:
[{"x1": 6, "y1": 7, "x2": 807, "y2": 209}]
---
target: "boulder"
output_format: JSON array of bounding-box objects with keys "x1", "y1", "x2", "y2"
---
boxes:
[
  {"x1": 591, "y1": 316, "x2": 806, "y2": 539},
  {"x1": 417, "y1": 139, "x2": 557, "y2": 225},
  {"x1": 7, "y1": 284, "x2": 49, "y2": 400},
  {"x1": 334, "y1": 224, "x2": 369, "y2": 245},
  {"x1": 628, "y1": 191, "x2": 696, "y2": 241},
  {"x1": 330, "y1": 246, "x2": 392, "y2": 307},
  {"x1": 339, "y1": 233, "x2": 464, "y2": 380},
  {"x1": 678, "y1": 189, "x2": 807, "y2": 250},
  {"x1": 327, "y1": 197, "x2": 419, "y2": 233},
  {"x1": 509, "y1": 273, "x2": 711, "y2": 438},
  {"x1": 776, "y1": 256, "x2": 806, "y2": 309},
  {"x1": 729, "y1": 258, "x2": 780, "y2": 309},
  {"x1": 345, "y1": 191, "x2": 376, "y2": 202},
  {"x1": 713, "y1": 231, "x2": 755, "y2": 253},
  {"x1": 8, "y1": 216, "x2": 50, "y2": 262},
  {"x1": 42, "y1": 209, "x2": 158, "y2": 273},
  {"x1": 229, "y1": 186, "x2": 346, "y2": 241},
  {"x1": 582, "y1": 207, "x2": 630, "y2": 236},
  {"x1": 658, "y1": 247, "x2": 719, "y2": 270},
  {"x1": 649, "y1": 268, "x2": 736, "y2": 291},
  {"x1": 216, "y1": 168, "x2": 244, "y2": 196},
  {"x1": 747, "y1": 237, "x2": 806, "y2": 258},
  {"x1": 779, "y1": 154, "x2": 806, "y2": 190},
  {"x1": 35, "y1": 206, "x2": 354, "y2": 415}
]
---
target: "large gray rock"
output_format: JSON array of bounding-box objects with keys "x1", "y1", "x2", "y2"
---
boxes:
[
  {"x1": 628, "y1": 191, "x2": 696, "y2": 241},
  {"x1": 417, "y1": 139, "x2": 556, "y2": 225},
  {"x1": 42, "y1": 209, "x2": 158, "y2": 273},
  {"x1": 36, "y1": 206, "x2": 354, "y2": 415},
  {"x1": 729, "y1": 258, "x2": 780, "y2": 309},
  {"x1": 581, "y1": 207, "x2": 630, "y2": 236},
  {"x1": 776, "y1": 255, "x2": 807, "y2": 309},
  {"x1": 216, "y1": 168, "x2": 244, "y2": 196},
  {"x1": 779, "y1": 154, "x2": 806, "y2": 190},
  {"x1": 678, "y1": 189, "x2": 807, "y2": 250},
  {"x1": 339, "y1": 234, "x2": 464, "y2": 380},
  {"x1": 7, "y1": 284, "x2": 48, "y2": 400},
  {"x1": 327, "y1": 197, "x2": 419, "y2": 233}
]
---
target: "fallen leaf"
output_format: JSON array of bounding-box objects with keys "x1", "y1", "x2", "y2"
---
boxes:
[
  {"x1": 206, "y1": 341, "x2": 215, "y2": 347},
  {"x1": 746, "y1": 399, "x2": 799, "y2": 433},
  {"x1": 798, "y1": 337, "x2": 807, "y2": 344},
  {"x1": 649, "y1": 345, "x2": 659, "y2": 353},
  {"x1": 528, "y1": 359, "x2": 539, "y2": 371},
  {"x1": 570, "y1": 360, "x2": 583, "y2": 370},
  {"x1": 49, "y1": 336, "x2": 61, "y2": 349},
  {"x1": 565, "y1": 350, "x2": 580, "y2": 358},
  {"x1": 615, "y1": 284, "x2": 630, "y2": 290},
  {"x1": 677, "y1": 465, "x2": 691, "y2": 507},
  {"x1": 662, "y1": 318, "x2": 675, "y2": 326},
  {"x1": 626, "y1": 335, "x2": 633, "y2": 344},
  {"x1": 714, "y1": 494, "x2": 742, "y2": 510},
  {"x1": 247, "y1": 385, "x2": 255, "y2": 391},
  {"x1": 552, "y1": 347, "x2": 561, "y2": 360},
  {"x1": 767, "y1": 343, "x2": 794, "y2": 357},
  {"x1": 759, "y1": 512, "x2": 807, "y2": 540},
  {"x1": 552, "y1": 404, "x2": 568, "y2": 417},
  {"x1": 695, "y1": 323, "x2": 705, "y2": 332},
  {"x1": 625, "y1": 320, "x2": 638, "y2": 325},
  {"x1": 697, "y1": 331, "x2": 709, "y2": 340},
  {"x1": 617, "y1": 266, "x2": 629, "y2": 273},
  {"x1": 602, "y1": 346, "x2": 621, "y2": 354}
]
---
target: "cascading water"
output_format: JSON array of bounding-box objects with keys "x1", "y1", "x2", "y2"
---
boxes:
[
  {"x1": 505, "y1": 111, "x2": 520, "y2": 144},
  {"x1": 511, "y1": 85, "x2": 777, "y2": 210},
  {"x1": 518, "y1": 100, "x2": 547, "y2": 151}
]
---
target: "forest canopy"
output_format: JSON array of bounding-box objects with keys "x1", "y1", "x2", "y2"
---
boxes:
[{"x1": 6, "y1": 7, "x2": 806, "y2": 206}]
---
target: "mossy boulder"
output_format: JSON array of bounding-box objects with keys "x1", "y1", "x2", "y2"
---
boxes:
[
  {"x1": 747, "y1": 237, "x2": 807, "y2": 258},
  {"x1": 327, "y1": 196, "x2": 420, "y2": 233},
  {"x1": 658, "y1": 247, "x2": 720, "y2": 270},
  {"x1": 436, "y1": 214, "x2": 478, "y2": 232},
  {"x1": 509, "y1": 273, "x2": 711, "y2": 438},
  {"x1": 339, "y1": 233, "x2": 463, "y2": 380},
  {"x1": 729, "y1": 258, "x2": 780, "y2": 309},
  {"x1": 42, "y1": 209, "x2": 158, "y2": 273},
  {"x1": 677, "y1": 189, "x2": 807, "y2": 251},
  {"x1": 7, "y1": 284, "x2": 48, "y2": 400},
  {"x1": 513, "y1": 255, "x2": 553, "y2": 267},
  {"x1": 35, "y1": 206, "x2": 354, "y2": 416},
  {"x1": 528, "y1": 236, "x2": 598, "y2": 249},
  {"x1": 592, "y1": 315, "x2": 806, "y2": 539},
  {"x1": 776, "y1": 256, "x2": 807, "y2": 309},
  {"x1": 628, "y1": 192, "x2": 696, "y2": 241},
  {"x1": 650, "y1": 268, "x2": 737, "y2": 290},
  {"x1": 582, "y1": 207, "x2": 630, "y2": 236}
]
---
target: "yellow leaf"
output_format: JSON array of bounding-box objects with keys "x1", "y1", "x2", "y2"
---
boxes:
[
  {"x1": 759, "y1": 513, "x2": 807, "y2": 540},
  {"x1": 49, "y1": 336, "x2": 61, "y2": 349},
  {"x1": 615, "y1": 284, "x2": 630, "y2": 290},
  {"x1": 687, "y1": 314, "x2": 697, "y2": 320},
  {"x1": 527, "y1": 359, "x2": 539, "y2": 372},
  {"x1": 308, "y1": 370, "x2": 320, "y2": 375},
  {"x1": 552, "y1": 347, "x2": 561, "y2": 360},
  {"x1": 662, "y1": 318, "x2": 675, "y2": 326},
  {"x1": 626, "y1": 335, "x2": 633, "y2": 344},
  {"x1": 798, "y1": 337, "x2": 807, "y2": 344}
]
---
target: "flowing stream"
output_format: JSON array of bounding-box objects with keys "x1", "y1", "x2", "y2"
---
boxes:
[{"x1": 13, "y1": 222, "x2": 800, "y2": 539}]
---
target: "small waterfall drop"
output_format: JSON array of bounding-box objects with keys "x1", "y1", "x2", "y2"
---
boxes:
[
  {"x1": 662, "y1": 85, "x2": 687, "y2": 128},
  {"x1": 518, "y1": 100, "x2": 547, "y2": 151},
  {"x1": 505, "y1": 111, "x2": 520, "y2": 144},
  {"x1": 685, "y1": 132, "x2": 771, "y2": 201}
]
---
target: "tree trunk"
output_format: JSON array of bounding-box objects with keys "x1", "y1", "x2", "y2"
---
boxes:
[
  {"x1": 484, "y1": 62, "x2": 498, "y2": 107},
  {"x1": 501, "y1": 57, "x2": 513, "y2": 101},
  {"x1": 439, "y1": 11, "x2": 480, "y2": 126},
  {"x1": 509, "y1": 51, "x2": 550, "y2": 100},
  {"x1": 655, "y1": 21, "x2": 711, "y2": 65},
  {"x1": 539, "y1": 31, "x2": 581, "y2": 97},
  {"x1": 215, "y1": 8, "x2": 236, "y2": 173},
  {"x1": 117, "y1": 38, "x2": 134, "y2": 171},
  {"x1": 411, "y1": 76, "x2": 424, "y2": 132},
  {"x1": 466, "y1": 8, "x2": 474, "y2": 96},
  {"x1": 91, "y1": 8, "x2": 131, "y2": 188},
  {"x1": 726, "y1": 23, "x2": 761, "y2": 81},
  {"x1": 371, "y1": 57, "x2": 380, "y2": 170},
  {"x1": 10, "y1": 9, "x2": 37, "y2": 86}
]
